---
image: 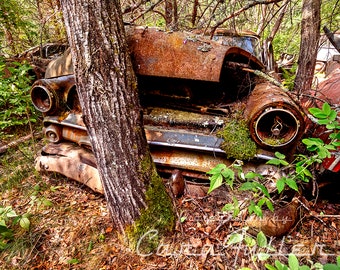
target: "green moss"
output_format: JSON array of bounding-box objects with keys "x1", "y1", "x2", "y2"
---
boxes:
[
  {"x1": 125, "y1": 154, "x2": 174, "y2": 253},
  {"x1": 217, "y1": 117, "x2": 257, "y2": 160},
  {"x1": 263, "y1": 137, "x2": 285, "y2": 146}
]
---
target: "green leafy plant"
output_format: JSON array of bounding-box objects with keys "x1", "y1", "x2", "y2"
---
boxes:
[
  {"x1": 207, "y1": 161, "x2": 272, "y2": 218},
  {"x1": 265, "y1": 254, "x2": 340, "y2": 270},
  {"x1": 226, "y1": 229, "x2": 276, "y2": 267},
  {"x1": 0, "y1": 205, "x2": 30, "y2": 250},
  {"x1": 0, "y1": 58, "x2": 38, "y2": 135},
  {"x1": 207, "y1": 102, "x2": 340, "y2": 269},
  {"x1": 306, "y1": 103, "x2": 340, "y2": 155},
  {"x1": 265, "y1": 103, "x2": 340, "y2": 194},
  {"x1": 28, "y1": 183, "x2": 54, "y2": 211}
]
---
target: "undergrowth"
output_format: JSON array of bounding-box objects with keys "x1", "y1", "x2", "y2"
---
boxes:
[{"x1": 0, "y1": 58, "x2": 39, "y2": 138}]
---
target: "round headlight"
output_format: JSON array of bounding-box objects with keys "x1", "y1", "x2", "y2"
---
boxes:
[{"x1": 30, "y1": 86, "x2": 56, "y2": 113}]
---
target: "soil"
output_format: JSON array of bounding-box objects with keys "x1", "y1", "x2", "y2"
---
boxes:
[{"x1": 0, "y1": 139, "x2": 339, "y2": 270}]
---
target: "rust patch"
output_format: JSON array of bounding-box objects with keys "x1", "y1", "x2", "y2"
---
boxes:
[{"x1": 126, "y1": 26, "x2": 263, "y2": 82}]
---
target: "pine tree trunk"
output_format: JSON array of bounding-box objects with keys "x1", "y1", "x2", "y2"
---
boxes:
[
  {"x1": 60, "y1": 0, "x2": 173, "y2": 239},
  {"x1": 293, "y1": 0, "x2": 321, "y2": 95}
]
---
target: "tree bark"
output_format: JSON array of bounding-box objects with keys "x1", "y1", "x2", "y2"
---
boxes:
[
  {"x1": 293, "y1": 0, "x2": 321, "y2": 95},
  {"x1": 60, "y1": 0, "x2": 173, "y2": 243}
]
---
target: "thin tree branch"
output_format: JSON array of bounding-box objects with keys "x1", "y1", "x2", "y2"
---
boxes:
[
  {"x1": 209, "y1": 0, "x2": 283, "y2": 39},
  {"x1": 129, "y1": 0, "x2": 164, "y2": 23}
]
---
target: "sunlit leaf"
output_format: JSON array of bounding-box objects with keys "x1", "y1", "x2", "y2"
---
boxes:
[
  {"x1": 266, "y1": 158, "x2": 281, "y2": 166},
  {"x1": 256, "y1": 231, "x2": 267, "y2": 247},
  {"x1": 285, "y1": 178, "x2": 298, "y2": 192},
  {"x1": 265, "y1": 264, "x2": 277, "y2": 270},
  {"x1": 275, "y1": 260, "x2": 289, "y2": 270},
  {"x1": 266, "y1": 200, "x2": 274, "y2": 211},
  {"x1": 256, "y1": 183, "x2": 270, "y2": 198},
  {"x1": 322, "y1": 102, "x2": 331, "y2": 115},
  {"x1": 227, "y1": 233, "x2": 243, "y2": 245},
  {"x1": 274, "y1": 152, "x2": 286, "y2": 160},
  {"x1": 245, "y1": 171, "x2": 260, "y2": 179},
  {"x1": 276, "y1": 178, "x2": 285, "y2": 193},
  {"x1": 19, "y1": 217, "x2": 30, "y2": 230},
  {"x1": 288, "y1": 254, "x2": 299, "y2": 270},
  {"x1": 318, "y1": 119, "x2": 331, "y2": 125},
  {"x1": 244, "y1": 235, "x2": 256, "y2": 247},
  {"x1": 239, "y1": 182, "x2": 255, "y2": 191},
  {"x1": 208, "y1": 174, "x2": 223, "y2": 193},
  {"x1": 67, "y1": 258, "x2": 80, "y2": 264},
  {"x1": 308, "y1": 107, "x2": 322, "y2": 115},
  {"x1": 257, "y1": 252, "x2": 270, "y2": 261},
  {"x1": 206, "y1": 164, "x2": 226, "y2": 175}
]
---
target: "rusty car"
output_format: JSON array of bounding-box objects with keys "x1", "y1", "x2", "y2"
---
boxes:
[{"x1": 30, "y1": 26, "x2": 340, "y2": 194}]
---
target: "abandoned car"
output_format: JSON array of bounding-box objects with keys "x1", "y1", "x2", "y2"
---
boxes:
[{"x1": 30, "y1": 26, "x2": 340, "y2": 194}]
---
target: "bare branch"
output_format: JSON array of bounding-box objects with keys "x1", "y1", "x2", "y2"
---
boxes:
[
  {"x1": 209, "y1": 0, "x2": 283, "y2": 38},
  {"x1": 128, "y1": 0, "x2": 164, "y2": 23}
]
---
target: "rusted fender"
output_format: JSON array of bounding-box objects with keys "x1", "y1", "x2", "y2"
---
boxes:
[
  {"x1": 126, "y1": 26, "x2": 263, "y2": 82},
  {"x1": 45, "y1": 48, "x2": 73, "y2": 78},
  {"x1": 315, "y1": 67, "x2": 340, "y2": 106},
  {"x1": 36, "y1": 143, "x2": 103, "y2": 193},
  {"x1": 44, "y1": 27, "x2": 264, "y2": 82}
]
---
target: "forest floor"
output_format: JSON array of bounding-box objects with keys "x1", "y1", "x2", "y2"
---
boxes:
[{"x1": 0, "y1": 129, "x2": 339, "y2": 270}]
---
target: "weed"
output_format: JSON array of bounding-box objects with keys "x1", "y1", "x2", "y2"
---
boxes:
[
  {"x1": 208, "y1": 103, "x2": 340, "y2": 269},
  {"x1": 0, "y1": 58, "x2": 39, "y2": 137}
]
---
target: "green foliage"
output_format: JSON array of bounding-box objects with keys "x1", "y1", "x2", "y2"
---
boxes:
[
  {"x1": 281, "y1": 64, "x2": 298, "y2": 91},
  {"x1": 217, "y1": 117, "x2": 257, "y2": 160},
  {"x1": 207, "y1": 163, "x2": 234, "y2": 193},
  {"x1": 310, "y1": 103, "x2": 337, "y2": 124},
  {"x1": 226, "y1": 228, "x2": 340, "y2": 269},
  {"x1": 262, "y1": 103, "x2": 339, "y2": 195},
  {"x1": 208, "y1": 103, "x2": 339, "y2": 269},
  {"x1": 301, "y1": 103, "x2": 340, "y2": 160},
  {"x1": 28, "y1": 184, "x2": 54, "y2": 211},
  {"x1": 265, "y1": 254, "x2": 340, "y2": 270},
  {"x1": 0, "y1": 205, "x2": 30, "y2": 250},
  {"x1": 0, "y1": 58, "x2": 38, "y2": 135},
  {"x1": 208, "y1": 161, "x2": 272, "y2": 218},
  {"x1": 226, "y1": 229, "x2": 275, "y2": 264},
  {"x1": 0, "y1": 0, "x2": 39, "y2": 55}
]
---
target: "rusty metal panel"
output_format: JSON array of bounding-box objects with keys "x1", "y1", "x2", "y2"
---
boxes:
[
  {"x1": 45, "y1": 48, "x2": 73, "y2": 78},
  {"x1": 150, "y1": 147, "x2": 232, "y2": 172},
  {"x1": 37, "y1": 143, "x2": 102, "y2": 193},
  {"x1": 126, "y1": 27, "x2": 263, "y2": 82},
  {"x1": 43, "y1": 27, "x2": 264, "y2": 82},
  {"x1": 316, "y1": 67, "x2": 340, "y2": 106}
]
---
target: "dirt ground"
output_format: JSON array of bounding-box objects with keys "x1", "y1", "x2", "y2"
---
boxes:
[{"x1": 0, "y1": 139, "x2": 339, "y2": 270}]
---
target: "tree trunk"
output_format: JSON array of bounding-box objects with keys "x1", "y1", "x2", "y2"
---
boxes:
[
  {"x1": 60, "y1": 0, "x2": 174, "y2": 247},
  {"x1": 165, "y1": 0, "x2": 178, "y2": 30},
  {"x1": 293, "y1": 0, "x2": 321, "y2": 95}
]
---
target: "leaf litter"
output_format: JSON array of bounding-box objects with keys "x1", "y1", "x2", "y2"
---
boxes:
[{"x1": 0, "y1": 140, "x2": 339, "y2": 269}]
